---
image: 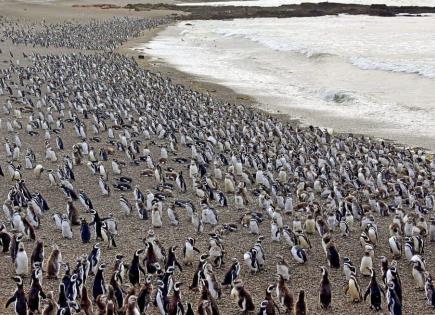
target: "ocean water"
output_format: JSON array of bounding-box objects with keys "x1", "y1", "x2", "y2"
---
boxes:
[
  {"x1": 178, "y1": 0, "x2": 435, "y2": 7},
  {"x1": 138, "y1": 15, "x2": 435, "y2": 149}
]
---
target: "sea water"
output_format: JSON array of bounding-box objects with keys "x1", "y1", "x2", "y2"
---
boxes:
[{"x1": 138, "y1": 15, "x2": 435, "y2": 149}]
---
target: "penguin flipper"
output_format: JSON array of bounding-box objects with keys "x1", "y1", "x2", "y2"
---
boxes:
[
  {"x1": 363, "y1": 288, "x2": 370, "y2": 301},
  {"x1": 5, "y1": 294, "x2": 16, "y2": 308}
]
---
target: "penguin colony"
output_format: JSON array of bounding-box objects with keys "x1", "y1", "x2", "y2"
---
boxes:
[{"x1": 0, "y1": 15, "x2": 434, "y2": 315}]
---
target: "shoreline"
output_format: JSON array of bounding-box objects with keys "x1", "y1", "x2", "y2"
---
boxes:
[{"x1": 118, "y1": 23, "x2": 433, "y2": 153}]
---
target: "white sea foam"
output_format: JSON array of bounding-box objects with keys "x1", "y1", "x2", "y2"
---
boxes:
[{"x1": 138, "y1": 15, "x2": 435, "y2": 148}]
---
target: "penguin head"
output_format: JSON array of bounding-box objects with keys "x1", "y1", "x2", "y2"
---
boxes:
[
  {"x1": 199, "y1": 254, "x2": 209, "y2": 262},
  {"x1": 98, "y1": 263, "x2": 106, "y2": 270},
  {"x1": 266, "y1": 284, "x2": 275, "y2": 293},
  {"x1": 12, "y1": 276, "x2": 23, "y2": 286},
  {"x1": 174, "y1": 282, "x2": 183, "y2": 291}
]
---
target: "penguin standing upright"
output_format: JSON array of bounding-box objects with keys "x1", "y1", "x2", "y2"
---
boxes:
[
  {"x1": 231, "y1": 280, "x2": 255, "y2": 314},
  {"x1": 386, "y1": 281, "x2": 402, "y2": 315},
  {"x1": 93, "y1": 263, "x2": 107, "y2": 301},
  {"x1": 88, "y1": 243, "x2": 101, "y2": 275},
  {"x1": 80, "y1": 217, "x2": 91, "y2": 243},
  {"x1": 276, "y1": 274, "x2": 294, "y2": 314},
  {"x1": 167, "y1": 281, "x2": 184, "y2": 315},
  {"x1": 183, "y1": 237, "x2": 200, "y2": 266},
  {"x1": 345, "y1": 272, "x2": 362, "y2": 303},
  {"x1": 319, "y1": 266, "x2": 331, "y2": 309},
  {"x1": 6, "y1": 276, "x2": 27, "y2": 315},
  {"x1": 294, "y1": 290, "x2": 307, "y2": 315},
  {"x1": 128, "y1": 249, "x2": 145, "y2": 286},
  {"x1": 28, "y1": 267, "x2": 46, "y2": 314},
  {"x1": 364, "y1": 269, "x2": 384, "y2": 311},
  {"x1": 137, "y1": 274, "x2": 153, "y2": 313},
  {"x1": 15, "y1": 242, "x2": 28, "y2": 276}
]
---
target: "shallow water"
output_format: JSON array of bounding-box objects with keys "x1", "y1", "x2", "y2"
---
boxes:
[{"x1": 138, "y1": 15, "x2": 435, "y2": 149}]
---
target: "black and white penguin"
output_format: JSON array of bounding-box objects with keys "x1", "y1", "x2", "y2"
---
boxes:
[
  {"x1": 167, "y1": 281, "x2": 184, "y2": 315},
  {"x1": 319, "y1": 266, "x2": 331, "y2": 309},
  {"x1": 5, "y1": 276, "x2": 27, "y2": 315},
  {"x1": 128, "y1": 249, "x2": 145, "y2": 286},
  {"x1": 183, "y1": 237, "x2": 200, "y2": 266},
  {"x1": 326, "y1": 242, "x2": 340, "y2": 269},
  {"x1": 290, "y1": 246, "x2": 307, "y2": 264},
  {"x1": 364, "y1": 269, "x2": 384, "y2": 311},
  {"x1": 345, "y1": 272, "x2": 362, "y2": 303},
  {"x1": 28, "y1": 265, "x2": 46, "y2": 314},
  {"x1": 386, "y1": 281, "x2": 402, "y2": 315},
  {"x1": 92, "y1": 263, "x2": 107, "y2": 301},
  {"x1": 190, "y1": 254, "x2": 209, "y2": 290},
  {"x1": 88, "y1": 243, "x2": 101, "y2": 275},
  {"x1": 222, "y1": 258, "x2": 241, "y2": 287}
]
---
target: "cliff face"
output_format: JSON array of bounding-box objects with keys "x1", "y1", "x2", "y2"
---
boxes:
[{"x1": 124, "y1": 2, "x2": 435, "y2": 19}]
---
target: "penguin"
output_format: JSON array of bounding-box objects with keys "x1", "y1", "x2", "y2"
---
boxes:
[
  {"x1": 89, "y1": 209, "x2": 104, "y2": 240},
  {"x1": 88, "y1": 243, "x2": 101, "y2": 275},
  {"x1": 345, "y1": 272, "x2": 362, "y2": 303},
  {"x1": 128, "y1": 249, "x2": 145, "y2": 286},
  {"x1": 30, "y1": 239, "x2": 44, "y2": 267},
  {"x1": 290, "y1": 246, "x2": 307, "y2": 264},
  {"x1": 5, "y1": 276, "x2": 27, "y2": 315},
  {"x1": 222, "y1": 258, "x2": 241, "y2": 287},
  {"x1": 186, "y1": 302, "x2": 194, "y2": 315},
  {"x1": 244, "y1": 248, "x2": 259, "y2": 273},
  {"x1": 230, "y1": 280, "x2": 255, "y2": 313},
  {"x1": 183, "y1": 237, "x2": 200, "y2": 266},
  {"x1": 80, "y1": 286, "x2": 93, "y2": 315},
  {"x1": 120, "y1": 194, "x2": 132, "y2": 216},
  {"x1": 66, "y1": 200, "x2": 80, "y2": 225},
  {"x1": 319, "y1": 266, "x2": 331, "y2": 309},
  {"x1": 92, "y1": 263, "x2": 107, "y2": 301},
  {"x1": 360, "y1": 251, "x2": 373, "y2": 276},
  {"x1": 190, "y1": 254, "x2": 209, "y2": 290},
  {"x1": 326, "y1": 242, "x2": 340, "y2": 269},
  {"x1": 15, "y1": 242, "x2": 29, "y2": 276},
  {"x1": 0, "y1": 225, "x2": 12, "y2": 253},
  {"x1": 276, "y1": 274, "x2": 294, "y2": 313},
  {"x1": 294, "y1": 290, "x2": 307, "y2": 315},
  {"x1": 80, "y1": 217, "x2": 91, "y2": 243},
  {"x1": 389, "y1": 235, "x2": 402, "y2": 259},
  {"x1": 304, "y1": 214, "x2": 316, "y2": 234},
  {"x1": 364, "y1": 269, "x2": 384, "y2": 311},
  {"x1": 28, "y1": 266, "x2": 46, "y2": 315},
  {"x1": 167, "y1": 281, "x2": 184, "y2": 315},
  {"x1": 126, "y1": 295, "x2": 141, "y2": 315},
  {"x1": 386, "y1": 281, "x2": 402, "y2": 315},
  {"x1": 46, "y1": 245, "x2": 62, "y2": 279},
  {"x1": 151, "y1": 206, "x2": 163, "y2": 228},
  {"x1": 137, "y1": 274, "x2": 153, "y2": 313},
  {"x1": 61, "y1": 215, "x2": 73, "y2": 239},
  {"x1": 410, "y1": 255, "x2": 426, "y2": 290},
  {"x1": 276, "y1": 255, "x2": 290, "y2": 281},
  {"x1": 166, "y1": 245, "x2": 183, "y2": 272},
  {"x1": 203, "y1": 264, "x2": 221, "y2": 300},
  {"x1": 424, "y1": 273, "x2": 435, "y2": 308}
]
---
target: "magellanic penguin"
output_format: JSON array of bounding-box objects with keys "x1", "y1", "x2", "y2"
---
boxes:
[
  {"x1": 15, "y1": 242, "x2": 29, "y2": 276},
  {"x1": 5, "y1": 276, "x2": 28, "y2": 315},
  {"x1": 276, "y1": 274, "x2": 294, "y2": 313},
  {"x1": 386, "y1": 281, "x2": 402, "y2": 315},
  {"x1": 319, "y1": 266, "x2": 331, "y2": 309},
  {"x1": 222, "y1": 258, "x2": 241, "y2": 287},
  {"x1": 92, "y1": 263, "x2": 107, "y2": 301},
  {"x1": 128, "y1": 249, "x2": 145, "y2": 286},
  {"x1": 80, "y1": 217, "x2": 91, "y2": 243},
  {"x1": 167, "y1": 281, "x2": 184, "y2": 315},
  {"x1": 262, "y1": 284, "x2": 279, "y2": 315},
  {"x1": 28, "y1": 264, "x2": 46, "y2": 314},
  {"x1": 276, "y1": 255, "x2": 290, "y2": 281},
  {"x1": 183, "y1": 237, "x2": 200, "y2": 266},
  {"x1": 364, "y1": 269, "x2": 385, "y2": 311},
  {"x1": 30, "y1": 239, "x2": 44, "y2": 268},
  {"x1": 424, "y1": 273, "x2": 435, "y2": 308},
  {"x1": 137, "y1": 274, "x2": 153, "y2": 314},
  {"x1": 190, "y1": 254, "x2": 209, "y2": 290},
  {"x1": 46, "y1": 245, "x2": 62, "y2": 279},
  {"x1": 294, "y1": 290, "x2": 307, "y2": 315},
  {"x1": 345, "y1": 272, "x2": 362, "y2": 303},
  {"x1": 360, "y1": 251, "x2": 373, "y2": 277},
  {"x1": 231, "y1": 279, "x2": 255, "y2": 313},
  {"x1": 410, "y1": 255, "x2": 426, "y2": 290}
]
